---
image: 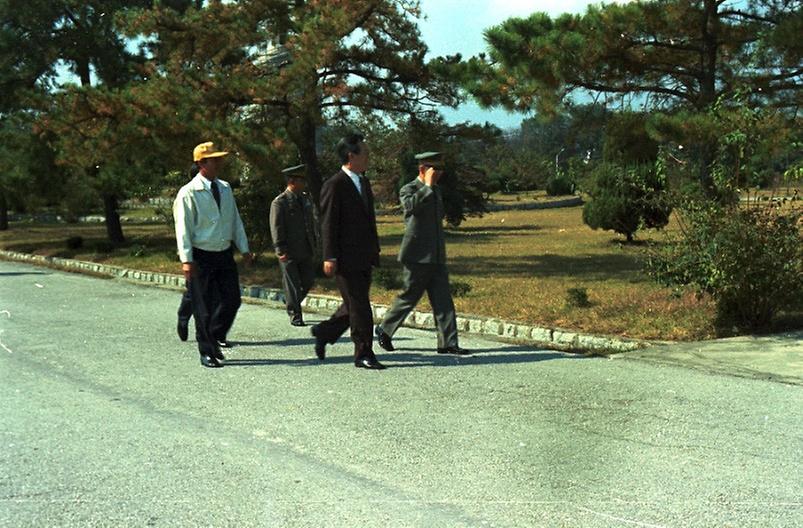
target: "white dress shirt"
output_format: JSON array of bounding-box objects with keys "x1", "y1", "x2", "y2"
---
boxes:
[
  {"x1": 173, "y1": 174, "x2": 250, "y2": 263},
  {"x1": 341, "y1": 165, "x2": 363, "y2": 195}
]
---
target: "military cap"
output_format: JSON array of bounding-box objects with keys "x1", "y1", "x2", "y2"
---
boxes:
[
  {"x1": 414, "y1": 151, "x2": 442, "y2": 161},
  {"x1": 281, "y1": 164, "x2": 306, "y2": 179}
]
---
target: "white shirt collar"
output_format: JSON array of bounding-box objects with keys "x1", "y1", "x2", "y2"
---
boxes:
[
  {"x1": 341, "y1": 165, "x2": 363, "y2": 193},
  {"x1": 341, "y1": 165, "x2": 361, "y2": 181},
  {"x1": 192, "y1": 174, "x2": 218, "y2": 191}
]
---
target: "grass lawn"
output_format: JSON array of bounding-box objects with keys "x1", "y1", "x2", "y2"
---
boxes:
[{"x1": 3, "y1": 202, "x2": 799, "y2": 341}]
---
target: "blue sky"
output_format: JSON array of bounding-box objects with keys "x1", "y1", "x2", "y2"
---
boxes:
[{"x1": 417, "y1": 0, "x2": 599, "y2": 130}]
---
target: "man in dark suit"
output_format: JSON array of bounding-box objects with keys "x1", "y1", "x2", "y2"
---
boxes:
[
  {"x1": 375, "y1": 152, "x2": 469, "y2": 355},
  {"x1": 270, "y1": 164, "x2": 319, "y2": 326},
  {"x1": 310, "y1": 133, "x2": 386, "y2": 370}
]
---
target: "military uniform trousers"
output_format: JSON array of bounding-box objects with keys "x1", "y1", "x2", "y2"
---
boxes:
[
  {"x1": 380, "y1": 263, "x2": 458, "y2": 349},
  {"x1": 188, "y1": 247, "x2": 242, "y2": 356},
  {"x1": 280, "y1": 257, "x2": 315, "y2": 317}
]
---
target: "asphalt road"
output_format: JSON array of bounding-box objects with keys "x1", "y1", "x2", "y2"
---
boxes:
[{"x1": 1, "y1": 259, "x2": 801, "y2": 527}]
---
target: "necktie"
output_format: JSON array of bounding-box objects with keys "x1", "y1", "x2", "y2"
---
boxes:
[{"x1": 211, "y1": 180, "x2": 221, "y2": 209}]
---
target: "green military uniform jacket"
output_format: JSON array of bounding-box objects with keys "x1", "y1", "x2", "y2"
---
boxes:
[
  {"x1": 269, "y1": 189, "x2": 318, "y2": 260},
  {"x1": 398, "y1": 178, "x2": 446, "y2": 265}
]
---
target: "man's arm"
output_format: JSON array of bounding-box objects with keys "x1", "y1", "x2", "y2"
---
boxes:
[
  {"x1": 173, "y1": 191, "x2": 194, "y2": 263},
  {"x1": 400, "y1": 181, "x2": 435, "y2": 217},
  {"x1": 269, "y1": 198, "x2": 288, "y2": 258},
  {"x1": 173, "y1": 191, "x2": 195, "y2": 280},
  {"x1": 320, "y1": 178, "x2": 340, "y2": 276}
]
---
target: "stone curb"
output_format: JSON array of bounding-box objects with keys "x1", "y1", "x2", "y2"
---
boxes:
[{"x1": 0, "y1": 249, "x2": 648, "y2": 354}]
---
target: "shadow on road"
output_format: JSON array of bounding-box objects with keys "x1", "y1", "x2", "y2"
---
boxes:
[
  {"x1": 0, "y1": 271, "x2": 50, "y2": 276},
  {"x1": 224, "y1": 341, "x2": 584, "y2": 368}
]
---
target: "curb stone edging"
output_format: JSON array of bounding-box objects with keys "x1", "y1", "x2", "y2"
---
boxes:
[{"x1": 0, "y1": 249, "x2": 648, "y2": 354}]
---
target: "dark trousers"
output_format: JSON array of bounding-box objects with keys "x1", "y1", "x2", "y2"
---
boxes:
[
  {"x1": 315, "y1": 268, "x2": 375, "y2": 361},
  {"x1": 280, "y1": 257, "x2": 315, "y2": 316},
  {"x1": 177, "y1": 286, "x2": 193, "y2": 323},
  {"x1": 380, "y1": 263, "x2": 458, "y2": 348},
  {"x1": 188, "y1": 247, "x2": 241, "y2": 356}
]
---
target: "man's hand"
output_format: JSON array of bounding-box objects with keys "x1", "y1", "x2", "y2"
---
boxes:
[
  {"x1": 278, "y1": 253, "x2": 288, "y2": 263},
  {"x1": 423, "y1": 166, "x2": 442, "y2": 187},
  {"x1": 182, "y1": 262, "x2": 194, "y2": 282},
  {"x1": 243, "y1": 252, "x2": 255, "y2": 266},
  {"x1": 323, "y1": 260, "x2": 337, "y2": 277}
]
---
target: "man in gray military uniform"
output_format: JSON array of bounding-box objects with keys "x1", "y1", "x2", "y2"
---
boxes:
[
  {"x1": 270, "y1": 164, "x2": 319, "y2": 326},
  {"x1": 375, "y1": 152, "x2": 469, "y2": 355}
]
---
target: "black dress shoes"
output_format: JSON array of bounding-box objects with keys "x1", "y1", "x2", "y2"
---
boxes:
[
  {"x1": 177, "y1": 319, "x2": 189, "y2": 341},
  {"x1": 437, "y1": 346, "x2": 471, "y2": 356},
  {"x1": 200, "y1": 354, "x2": 223, "y2": 368},
  {"x1": 211, "y1": 347, "x2": 226, "y2": 362},
  {"x1": 375, "y1": 325, "x2": 395, "y2": 352},
  {"x1": 216, "y1": 339, "x2": 234, "y2": 348},
  {"x1": 310, "y1": 325, "x2": 326, "y2": 360},
  {"x1": 290, "y1": 314, "x2": 305, "y2": 327},
  {"x1": 355, "y1": 357, "x2": 387, "y2": 370}
]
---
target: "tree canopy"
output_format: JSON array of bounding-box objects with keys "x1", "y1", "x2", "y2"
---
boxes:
[{"x1": 462, "y1": 0, "x2": 802, "y2": 114}]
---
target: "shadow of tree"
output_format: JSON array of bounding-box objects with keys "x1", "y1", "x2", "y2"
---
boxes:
[
  {"x1": 448, "y1": 253, "x2": 644, "y2": 280},
  {"x1": 446, "y1": 224, "x2": 542, "y2": 236},
  {"x1": 0, "y1": 271, "x2": 51, "y2": 276}
]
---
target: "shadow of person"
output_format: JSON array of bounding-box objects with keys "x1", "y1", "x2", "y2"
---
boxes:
[
  {"x1": 381, "y1": 345, "x2": 582, "y2": 368},
  {"x1": 224, "y1": 341, "x2": 583, "y2": 368}
]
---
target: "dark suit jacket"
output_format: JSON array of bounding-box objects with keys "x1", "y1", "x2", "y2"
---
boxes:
[
  {"x1": 398, "y1": 178, "x2": 446, "y2": 265},
  {"x1": 269, "y1": 189, "x2": 318, "y2": 260},
  {"x1": 320, "y1": 170, "x2": 380, "y2": 272}
]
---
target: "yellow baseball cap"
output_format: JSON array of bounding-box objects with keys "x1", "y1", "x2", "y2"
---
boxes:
[{"x1": 193, "y1": 142, "x2": 229, "y2": 162}]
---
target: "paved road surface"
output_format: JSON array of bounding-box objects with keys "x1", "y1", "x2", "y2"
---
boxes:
[{"x1": 1, "y1": 260, "x2": 801, "y2": 527}]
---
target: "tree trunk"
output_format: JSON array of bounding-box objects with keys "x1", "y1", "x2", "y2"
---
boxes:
[
  {"x1": 102, "y1": 193, "x2": 125, "y2": 244},
  {"x1": 77, "y1": 58, "x2": 92, "y2": 87},
  {"x1": 0, "y1": 192, "x2": 8, "y2": 231},
  {"x1": 698, "y1": 0, "x2": 720, "y2": 197},
  {"x1": 291, "y1": 115, "x2": 323, "y2": 209}
]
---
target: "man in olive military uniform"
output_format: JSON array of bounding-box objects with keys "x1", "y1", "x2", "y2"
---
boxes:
[
  {"x1": 270, "y1": 164, "x2": 319, "y2": 326},
  {"x1": 375, "y1": 152, "x2": 469, "y2": 355}
]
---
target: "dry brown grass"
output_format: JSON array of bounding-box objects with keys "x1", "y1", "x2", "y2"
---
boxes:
[{"x1": 2, "y1": 203, "x2": 732, "y2": 340}]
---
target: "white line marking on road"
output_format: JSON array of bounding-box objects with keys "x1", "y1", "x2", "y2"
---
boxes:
[
  {"x1": 34, "y1": 283, "x2": 44, "y2": 288},
  {"x1": 577, "y1": 506, "x2": 667, "y2": 528},
  {"x1": 0, "y1": 331, "x2": 12, "y2": 354}
]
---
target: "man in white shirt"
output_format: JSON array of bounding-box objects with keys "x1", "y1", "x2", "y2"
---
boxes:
[{"x1": 173, "y1": 142, "x2": 253, "y2": 368}]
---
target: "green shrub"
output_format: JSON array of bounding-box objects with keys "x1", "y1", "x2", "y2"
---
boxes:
[
  {"x1": 582, "y1": 162, "x2": 672, "y2": 242},
  {"x1": 128, "y1": 244, "x2": 147, "y2": 258},
  {"x1": 450, "y1": 280, "x2": 472, "y2": 297},
  {"x1": 374, "y1": 267, "x2": 404, "y2": 290},
  {"x1": 545, "y1": 172, "x2": 575, "y2": 196},
  {"x1": 647, "y1": 202, "x2": 803, "y2": 333},
  {"x1": 65, "y1": 236, "x2": 84, "y2": 249},
  {"x1": 565, "y1": 287, "x2": 591, "y2": 308}
]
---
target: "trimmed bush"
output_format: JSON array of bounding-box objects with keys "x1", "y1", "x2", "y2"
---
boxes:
[
  {"x1": 582, "y1": 163, "x2": 672, "y2": 242},
  {"x1": 545, "y1": 172, "x2": 575, "y2": 196}
]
